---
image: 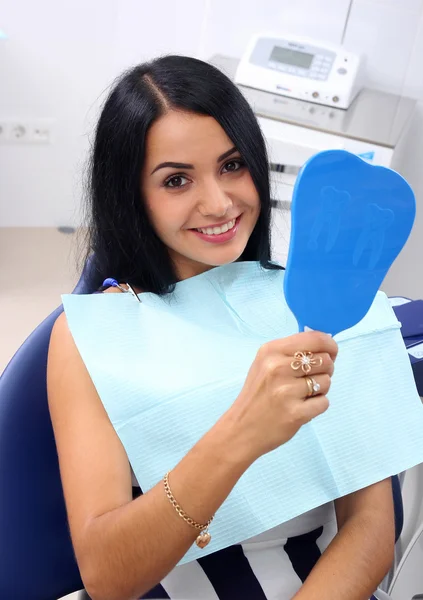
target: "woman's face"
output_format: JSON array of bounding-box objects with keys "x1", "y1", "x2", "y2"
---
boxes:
[{"x1": 141, "y1": 110, "x2": 261, "y2": 280}]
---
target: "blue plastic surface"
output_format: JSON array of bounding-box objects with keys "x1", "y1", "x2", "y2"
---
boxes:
[
  {"x1": 284, "y1": 150, "x2": 416, "y2": 336},
  {"x1": 103, "y1": 277, "x2": 119, "y2": 288}
]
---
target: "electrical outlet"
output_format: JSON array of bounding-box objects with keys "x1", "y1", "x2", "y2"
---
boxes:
[
  {"x1": 0, "y1": 119, "x2": 54, "y2": 144},
  {"x1": 32, "y1": 125, "x2": 51, "y2": 143},
  {"x1": 29, "y1": 120, "x2": 55, "y2": 144},
  {"x1": 9, "y1": 123, "x2": 28, "y2": 141}
]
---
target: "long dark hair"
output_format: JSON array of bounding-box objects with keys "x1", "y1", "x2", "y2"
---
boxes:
[{"x1": 83, "y1": 55, "x2": 281, "y2": 294}]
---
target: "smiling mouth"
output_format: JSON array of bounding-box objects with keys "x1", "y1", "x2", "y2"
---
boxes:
[{"x1": 194, "y1": 218, "x2": 237, "y2": 236}]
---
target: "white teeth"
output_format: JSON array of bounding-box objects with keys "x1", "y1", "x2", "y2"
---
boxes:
[{"x1": 197, "y1": 219, "x2": 236, "y2": 235}]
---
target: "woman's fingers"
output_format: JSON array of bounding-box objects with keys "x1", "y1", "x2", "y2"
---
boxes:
[
  {"x1": 266, "y1": 330, "x2": 339, "y2": 362},
  {"x1": 287, "y1": 352, "x2": 334, "y2": 379}
]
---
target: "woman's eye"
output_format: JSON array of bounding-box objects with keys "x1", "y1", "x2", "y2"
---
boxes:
[
  {"x1": 222, "y1": 159, "x2": 244, "y2": 173},
  {"x1": 164, "y1": 175, "x2": 189, "y2": 188}
]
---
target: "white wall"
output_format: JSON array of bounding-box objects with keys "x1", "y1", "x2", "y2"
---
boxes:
[
  {"x1": 1, "y1": 0, "x2": 423, "y2": 298},
  {"x1": 343, "y1": 0, "x2": 423, "y2": 96},
  {"x1": 0, "y1": 1, "x2": 117, "y2": 227}
]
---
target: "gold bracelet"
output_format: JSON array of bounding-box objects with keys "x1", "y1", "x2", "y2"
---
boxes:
[{"x1": 163, "y1": 472, "x2": 214, "y2": 548}]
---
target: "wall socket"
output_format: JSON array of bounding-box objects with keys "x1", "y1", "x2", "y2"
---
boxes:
[{"x1": 0, "y1": 120, "x2": 55, "y2": 144}]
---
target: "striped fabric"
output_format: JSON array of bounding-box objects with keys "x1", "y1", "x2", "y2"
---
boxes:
[
  {"x1": 132, "y1": 482, "x2": 340, "y2": 599},
  {"x1": 146, "y1": 520, "x2": 338, "y2": 600},
  {"x1": 128, "y1": 482, "x2": 386, "y2": 600}
]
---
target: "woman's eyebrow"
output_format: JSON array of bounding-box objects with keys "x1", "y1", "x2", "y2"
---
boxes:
[
  {"x1": 150, "y1": 147, "x2": 238, "y2": 175},
  {"x1": 217, "y1": 146, "x2": 237, "y2": 162},
  {"x1": 151, "y1": 161, "x2": 194, "y2": 175}
]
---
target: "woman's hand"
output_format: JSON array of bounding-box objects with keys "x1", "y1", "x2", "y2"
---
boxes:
[{"x1": 227, "y1": 331, "x2": 339, "y2": 460}]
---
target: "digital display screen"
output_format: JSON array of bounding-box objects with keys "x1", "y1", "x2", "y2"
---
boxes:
[{"x1": 270, "y1": 46, "x2": 314, "y2": 69}]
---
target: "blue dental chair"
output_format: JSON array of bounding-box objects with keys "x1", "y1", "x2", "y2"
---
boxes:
[{"x1": 0, "y1": 258, "x2": 405, "y2": 600}]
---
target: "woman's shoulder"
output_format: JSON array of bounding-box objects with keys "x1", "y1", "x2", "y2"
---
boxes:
[{"x1": 48, "y1": 312, "x2": 89, "y2": 406}]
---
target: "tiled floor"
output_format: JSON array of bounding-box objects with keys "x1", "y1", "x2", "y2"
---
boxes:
[{"x1": 0, "y1": 227, "x2": 80, "y2": 374}]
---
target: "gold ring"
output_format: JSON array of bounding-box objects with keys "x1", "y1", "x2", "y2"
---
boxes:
[
  {"x1": 305, "y1": 376, "x2": 314, "y2": 398},
  {"x1": 291, "y1": 351, "x2": 323, "y2": 374},
  {"x1": 305, "y1": 376, "x2": 321, "y2": 398}
]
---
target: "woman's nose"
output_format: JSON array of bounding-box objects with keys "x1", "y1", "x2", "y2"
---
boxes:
[{"x1": 197, "y1": 181, "x2": 233, "y2": 217}]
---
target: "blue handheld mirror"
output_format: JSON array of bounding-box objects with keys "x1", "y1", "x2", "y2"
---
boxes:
[{"x1": 283, "y1": 150, "x2": 416, "y2": 336}]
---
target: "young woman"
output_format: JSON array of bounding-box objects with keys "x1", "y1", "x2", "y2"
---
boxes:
[{"x1": 47, "y1": 55, "x2": 394, "y2": 600}]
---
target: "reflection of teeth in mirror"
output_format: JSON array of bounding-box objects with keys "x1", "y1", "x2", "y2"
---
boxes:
[
  {"x1": 353, "y1": 203, "x2": 395, "y2": 270},
  {"x1": 307, "y1": 186, "x2": 351, "y2": 253}
]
